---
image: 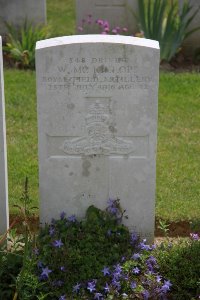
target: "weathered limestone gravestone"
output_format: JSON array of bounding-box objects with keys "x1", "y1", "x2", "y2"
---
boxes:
[
  {"x1": 179, "y1": 0, "x2": 200, "y2": 53},
  {"x1": 0, "y1": 36, "x2": 9, "y2": 235},
  {"x1": 76, "y1": 0, "x2": 138, "y2": 34},
  {"x1": 36, "y1": 35, "x2": 159, "y2": 240},
  {"x1": 0, "y1": 0, "x2": 46, "y2": 35}
]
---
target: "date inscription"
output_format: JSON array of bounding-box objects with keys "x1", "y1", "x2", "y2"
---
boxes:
[{"x1": 41, "y1": 57, "x2": 153, "y2": 91}]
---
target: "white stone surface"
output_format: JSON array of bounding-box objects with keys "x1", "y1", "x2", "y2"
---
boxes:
[
  {"x1": 36, "y1": 35, "x2": 160, "y2": 241},
  {"x1": 0, "y1": 36, "x2": 9, "y2": 235},
  {"x1": 179, "y1": 0, "x2": 200, "y2": 53},
  {"x1": 0, "y1": 0, "x2": 46, "y2": 34},
  {"x1": 76, "y1": 0, "x2": 138, "y2": 34}
]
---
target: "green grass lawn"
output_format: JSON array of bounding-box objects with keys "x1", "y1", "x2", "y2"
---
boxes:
[
  {"x1": 4, "y1": 70, "x2": 200, "y2": 221},
  {"x1": 47, "y1": 0, "x2": 76, "y2": 36}
]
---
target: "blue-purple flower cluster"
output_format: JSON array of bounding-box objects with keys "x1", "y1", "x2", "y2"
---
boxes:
[
  {"x1": 59, "y1": 238, "x2": 172, "y2": 300},
  {"x1": 32, "y1": 202, "x2": 172, "y2": 299}
]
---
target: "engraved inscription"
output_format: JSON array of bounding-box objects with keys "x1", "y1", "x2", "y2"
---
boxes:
[
  {"x1": 62, "y1": 97, "x2": 135, "y2": 155},
  {"x1": 41, "y1": 57, "x2": 153, "y2": 92}
]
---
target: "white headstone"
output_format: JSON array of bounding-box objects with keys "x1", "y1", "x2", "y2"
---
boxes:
[
  {"x1": 179, "y1": 0, "x2": 200, "y2": 54},
  {"x1": 0, "y1": 36, "x2": 9, "y2": 235},
  {"x1": 76, "y1": 0, "x2": 138, "y2": 34},
  {"x1": 36, "y1": 35, "x2": 159, "y2": 241},
  {"x1": 0, "y1": 0, "x2": 46, "y2": 35}
]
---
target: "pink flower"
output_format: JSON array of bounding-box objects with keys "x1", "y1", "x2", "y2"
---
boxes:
[
  {"x1": 112, "y1": 29, "x2": 118, "y2": 34},
  {"x1": 104, "y1": 27, "x2": 110, "y2": 33},
  {"x1": 123, "y1": 27, "x2": 128, "y2": 32},
  {"x1": 77, "y1": 26, "x2": 83, "y2": 32},
  {"x1": 103, "y1": 20, "x2": 110, "y2": 28},
  {"x1": 96, "y1": 19, "x2": 104, "y2": 26}
]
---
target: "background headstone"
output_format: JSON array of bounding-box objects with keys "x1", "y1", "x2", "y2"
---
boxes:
[
  {"x1": 76, "y1": 0, "x2": 138, "y2": 34},
  {"x1": 0, "y1": 36, "x2": 9, "y2": 235},
  {"x1": 36, "y1": 35, "x2": 159, "y2": 241},
  {"x1": 0, "y1": 0, "x2": 46, "y2": 35},
  {"x1": 179, "y1": 0, "x2": 200, "y2": 54}
]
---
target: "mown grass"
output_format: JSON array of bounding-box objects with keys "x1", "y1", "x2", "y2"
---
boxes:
[
  {"x1": 4, "y1": 70, "x2": 200, "y2": 221},
  {"x1": 47, "y1": 0, "x2": 76, "y2": 37},
  {"x1": 4, "y1": 70, "x2": 38, "y2": 213},
  {"x1": 157, "y1": 72, "x2": 200, "y2": 221}
]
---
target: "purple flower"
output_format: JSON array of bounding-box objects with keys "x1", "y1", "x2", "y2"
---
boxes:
[
  {"x1": 190, "y1": 233, "x2": 199, "y2": 240},
  {"x1": 104, "y1": 282, "x2": 110, "y2": 293},
  {"x1": 60, "y1": 211, "x2": 66, "y2": 219},
  {"x1": 94, "y1": 292, "x2": 103, "y2": 299},
  {"x1": 49, "y1": 226, "x2": 55, "y2": 236},
  {"x1": 108, "y1": 206, "x2": 118, "y2": 215},
  {"x1": 133, "y1": 267, "x2": 140, "y2": 274},
  {"x1": 41, "y1": 266, "x2": 52, "y2": 279},
  {"x1": 130, "y1": 232, "x2": 138, "y2": 244},
  {"x1": 60, "y1": 266, "x2": 65, "y2": 272},
  {"x1": 68, "y1": 215, "x2": 76, "y2": 222},
  {"x1": 161, "y1": 280, "x2": 172, "y2": 293},
  {"x1": 102, "y1": 266, "x2": 110, "y2": 276},
  {"x1": 156, "y1": 275, "x2": 162, "y2": 283},
  {"x1": 132, "y1": 253, "x2": 141, "y2": 260},
  {"x1": 59, "y1": 296, "x2": 66, "y2": 300},
  {"x1": 108, "y1": 198, "x2": 115, "y2": 207},
  {"x1": 123, "y1": 273, "x2": 129, "y2": 281},
  {"x1": 87, "y1": 281, "x2": 96, "y2": 293},
  {"x1": 142, "y1": 290, "x2": 150, "y2": 300},
  {"x1": 73, "y1": 283, "x2": 81, "y2": 293},
  {"x1": 130, "y1": 281, "x2": 137, "y2": 289},
  {"x1": 113, "y1": 264, "x2": 122, "y2": 278},
  {"x1": 112, "y1": 279, "x2": 121, "y2": 290},
  {"x1": 52, "y1": 239, "x2": 64, "y2": 248},
  {"x1": 147, "y1": 256, "x2": 157, "y2": 265},
  {"x1": 139, "y1": 240, "x2": 152, "y2": 251}
]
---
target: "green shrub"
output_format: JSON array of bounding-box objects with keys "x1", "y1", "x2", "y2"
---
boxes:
[
  {"x1": 4, "y1": 21, "x2": 49, "y2": 69},
  {"x1": 137, "y1": 0, "x2": 200, "y2": 61},
  {"x1": 17, "y1": 201, "x2": 171, "y2": 299},
  {"x1": 155, "y1": 236, "x2": 200, "y2": 299}
]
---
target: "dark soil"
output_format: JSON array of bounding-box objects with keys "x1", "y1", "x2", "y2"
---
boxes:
[
  {"x1": 9, "y1": 214, "x2": 198, "y2": 238},
  {"x1": 160, "y1": 51, "x2": 200, "y2": 73}
]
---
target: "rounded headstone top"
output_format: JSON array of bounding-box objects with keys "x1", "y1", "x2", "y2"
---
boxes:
[{"x1": 36, "y1": 35, "x2": 159, "y2": 50}]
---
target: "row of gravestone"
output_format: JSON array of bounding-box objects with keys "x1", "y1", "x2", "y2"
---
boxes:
[
  {"x1": 1, "y1": 34, "x2": 159, "y2": 242},
  {"x1": 0, "y1": 0, "x2": 200, "y2": 52}
]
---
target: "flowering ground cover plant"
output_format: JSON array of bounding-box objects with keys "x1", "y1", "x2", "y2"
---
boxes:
[
  {"x1": 156, "y1": 233, "x2": 200, "y2": 300},
  {"x1": 16, "y1": 200, "x2": 172, "y2": 299}
]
